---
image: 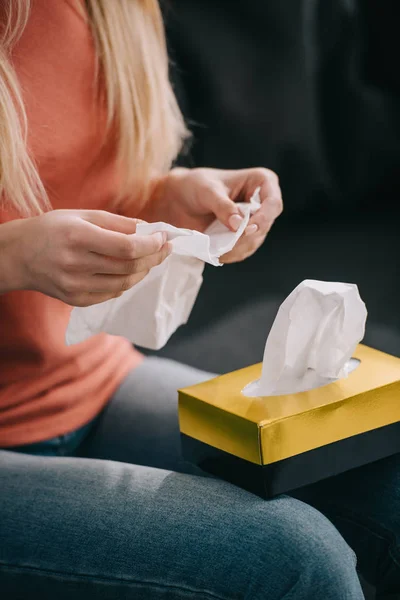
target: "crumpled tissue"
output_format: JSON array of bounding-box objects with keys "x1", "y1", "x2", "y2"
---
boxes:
[
  {"x1": 66, "y1": 189, "x2": 261, "y2": 350},
  {"x1": 243, "y1": 280, "x2": 367, "y2": 396}
]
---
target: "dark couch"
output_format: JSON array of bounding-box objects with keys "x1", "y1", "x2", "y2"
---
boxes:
[{"x1": 154, "y1": 0, "x2": 400, "y2": 372}]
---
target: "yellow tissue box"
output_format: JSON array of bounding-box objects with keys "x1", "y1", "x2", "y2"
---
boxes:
[{"x1": 179, "y1": 344, "x2": 400, "y2": 498}]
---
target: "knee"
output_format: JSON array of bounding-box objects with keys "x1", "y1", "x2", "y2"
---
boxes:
[
  {"x1": 277, "y1": 500, "x2": 359, "y2": 596},
  {"x1": 222, "y1": 495, "x2": 361, "y2": 599},
  {"x1": 157, "y1": 475, "x2": 363, "y2": 599}
]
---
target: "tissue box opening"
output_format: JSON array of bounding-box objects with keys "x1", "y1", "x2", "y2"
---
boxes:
[
  {"x1": 242, "y1": 358, "x2": 361, "y2": 397},
  {"x1": 179, "y1": 345, "x2": 400, "y2": 499}
]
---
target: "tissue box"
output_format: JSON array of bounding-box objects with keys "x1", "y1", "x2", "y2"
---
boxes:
[{"x1": 179, "y1": 345, "x2": 400, "y2": 498}]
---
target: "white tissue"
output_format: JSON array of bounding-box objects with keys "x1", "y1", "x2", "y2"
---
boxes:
[
  {"x1": 66, "y1": 189, "x2": 261, "y2": 350},
  {"x1": 243, "y1": 280, "x2": 367, "y2": 396}
]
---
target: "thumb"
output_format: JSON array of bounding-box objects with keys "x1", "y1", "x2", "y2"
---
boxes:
[{"x1": 208, "y1": 192, "x2": 244, "y2": 232}]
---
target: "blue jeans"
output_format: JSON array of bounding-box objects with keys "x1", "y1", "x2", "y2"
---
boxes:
[{"x1": 0, "y1": 357, "x2": 398, "y2": 599}]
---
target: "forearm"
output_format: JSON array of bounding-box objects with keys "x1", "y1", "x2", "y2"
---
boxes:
[
  {"x1": 116, "y1": 175, "x2": 167, "y2": 221},
  {"x1": 0, "y1": 220, "x2": 26, "y2": 294}
]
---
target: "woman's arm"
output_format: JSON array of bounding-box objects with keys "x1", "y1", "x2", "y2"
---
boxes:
[{"x1": 118, "y1": 167, "x2": 283, "y2": 263}]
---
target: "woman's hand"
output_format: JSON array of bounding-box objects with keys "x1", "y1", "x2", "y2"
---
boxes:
[
  {"x1": 144, "y1": 167, "x2": 283, "y2": 263},
  {"x1": 0, "y1": 210, "x2": 170, "y2": 306}
]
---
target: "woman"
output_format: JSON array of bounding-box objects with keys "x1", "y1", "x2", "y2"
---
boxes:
[{"x1": 0, "y1": 2, "x2": 396, "y2": 599}]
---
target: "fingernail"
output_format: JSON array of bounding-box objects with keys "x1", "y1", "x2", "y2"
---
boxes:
[
  {"x1": 228, "y1": 214, "x2": 243, "y2": 231},
  {"x1": 245, "y1": 224, "x2": 259, "y2": 236},
  {"x1": 160, "y1": 232, "x2": 168, "y2": 244}
]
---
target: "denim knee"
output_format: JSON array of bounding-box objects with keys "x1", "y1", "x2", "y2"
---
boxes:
[
  {"x1": 270, "y1": 500, "x2": 359, "y2": 599},
  {"x1": 211, "y1": 493, "x2": 363, "y2": 600}
]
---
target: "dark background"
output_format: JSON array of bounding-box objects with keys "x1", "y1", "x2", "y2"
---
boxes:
[
  {"x1": 149, "y1": 0, "x2": 400, "y2": 376},
  {"x1": 150, "y1": 3, "x2": 400, "y2": 597}
]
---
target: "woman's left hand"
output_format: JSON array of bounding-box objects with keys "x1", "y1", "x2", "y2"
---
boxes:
[{"x1": 148, "y1": 167, "x2": 283, "y2": 263}]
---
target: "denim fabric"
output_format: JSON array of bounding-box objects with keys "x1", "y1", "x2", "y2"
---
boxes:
[
  {"x1": 0, "y1": 357, "x2": 387, "y2": 599},
  {"x1": 8, "y1": 419, "x2": 97, "y2": 457}
]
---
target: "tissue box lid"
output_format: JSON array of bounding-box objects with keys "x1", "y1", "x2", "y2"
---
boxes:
[{"x1": 178, "y1": 345, "x2": 400, "y2": 466}]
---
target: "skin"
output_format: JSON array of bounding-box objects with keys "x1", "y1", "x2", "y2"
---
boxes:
[
  {"x1": 0, "y1": 166, "x2": 282, "y2": 306},
  {"x1": 0, "y1": 211, "x2": 171, "y2": 306},
  {"x1": 139, "y1": 167, "x2": 283, "y2": 263}
]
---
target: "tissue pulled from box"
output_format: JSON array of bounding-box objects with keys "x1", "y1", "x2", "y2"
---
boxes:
[
  {"x1": 66, "y1": 189, "x2": 261, "y2": 350},
  {"x1": 244, "y1": 280, "x2": 367, "y2": 396}
]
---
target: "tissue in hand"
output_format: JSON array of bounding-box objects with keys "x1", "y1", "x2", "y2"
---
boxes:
[
  {"x1": 66, "y1": 189, "x2": 261, "y2": 350},
  {"x1": 244, "y1": 280, "x2": 368, "y2": 396}
]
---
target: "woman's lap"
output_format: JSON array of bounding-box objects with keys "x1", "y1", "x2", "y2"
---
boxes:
[
  {"x1": 78, "y1": 356, "x2": 400, "y2": 597},
  {"x1": 2, "y1": 356, "x2": 396, "y2": 599},
  {"x1": 78, "y1": 357, "x2": 400, "y2": 591},
  {"x1": 0, "y1": 448, "x2": 362, "y2": 600}
]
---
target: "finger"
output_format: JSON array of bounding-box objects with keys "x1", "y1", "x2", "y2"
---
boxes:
[
  {"x1": 227, "y1": 168, "x2": 282, "y2": 235},
  {"x1": 69, "y1": 291, "x2": 124, "y2": 307},
  {"x1": 92, "y1": 243, "x2": 171, "y2": 278},
  {"x1": 80, "y1": 223, "x2": 167, "y2": 260},
  {"x1": 88, "y1": 242, "x2": 171, "y2": 291},
  {"x1": 258, "y1": 176, "x2": 282, "y2": 211},
  {"x1": 245, "y1": 198, "x2": 280, "y2": 236},
  {"x1": 220, "y1": 232, "x2": 267, "y2": 264},
  {"x1": 65, "y1": 270, "x2": 149, "y2": 299},
  {"x1": 83, "y1": 211, "x2": 139, "y2": 234},
  {"x1": 60, "y1": 243, "x2": 170, "y2": 299},
  {"x1": 200, "y1": 186, "x2": 244, "y2": 232},
  {"x1": 220, "y1": 168, "x2": 283, "y2": 232},
  {"x1": 240, "y1": 168, "x2": 282, "y2": 205},
  {"x1": 89, "y1": 269, "x2": 150, "y2": 293},
  {"x1": 78, "y1": 242, "x2": 172, "y2": 275}
]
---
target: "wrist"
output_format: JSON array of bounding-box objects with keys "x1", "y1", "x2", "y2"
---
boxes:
[
  {"x1": 138, "y1": 168, "x2": 191, "y2": 223},
  {"x1": 139, "y1": 170, "x2": 181, "y2": 222},
  {"x1": 0, "y1": 219, "x2": 29, "y2": 293}
]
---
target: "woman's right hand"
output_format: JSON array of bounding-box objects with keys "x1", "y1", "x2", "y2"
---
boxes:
[{"x1": 2, "y1": 210, "x2": 170, "y2": 306}]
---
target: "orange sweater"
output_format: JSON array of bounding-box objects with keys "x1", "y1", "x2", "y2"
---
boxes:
[{"x1": 0, "y1": 0, "x2": 142, "y2": 446}]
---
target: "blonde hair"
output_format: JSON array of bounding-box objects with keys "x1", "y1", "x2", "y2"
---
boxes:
[{"x1": 0, "y1": 0, "x2": 188, "y2": 215}]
